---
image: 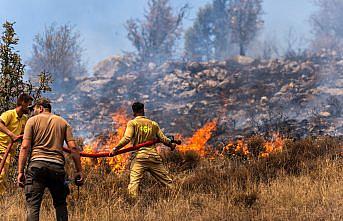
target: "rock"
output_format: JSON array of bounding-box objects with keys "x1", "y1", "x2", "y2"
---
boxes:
[
  {"x1": 232, "y1": 55, "x2": 255, "y2": 65},
  {"x1": 187, "y1": 62, "x2": 203, "y2": 73},
  {"x1": 260, "y1": 96, "x2": 268, "y2": 106},
  {"x1": 319, "y1": 112, "x2": 331, "y2": 117},
  {"x1": 148, "y1": 62, "x2": 157, "y2": 71},
  {"x1": 50, "y1": 51, "x2": 343, "y2": 139}
]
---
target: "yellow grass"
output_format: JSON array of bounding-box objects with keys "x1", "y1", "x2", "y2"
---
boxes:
[{"x1": 1, "y1": 138, "x2": 342, "y2": 220}]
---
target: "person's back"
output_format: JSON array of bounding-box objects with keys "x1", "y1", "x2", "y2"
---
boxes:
[
  {"x1": 112, "y1": 102, "x2": 175, "y2": 198},
  {"x1": 125, "y1": 116, "x2": 170, "y2": 160},
  {"x1": 26, "y1": 113, "x2": 73, "y2": 165},
  {"x1": 17, "y1": 98, "x2": 83, "y2": 221}
]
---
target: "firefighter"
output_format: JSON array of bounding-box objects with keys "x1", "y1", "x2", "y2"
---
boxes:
[
  {"x1": 17, "y1": 98, "x2": 83, "y2": 221},
  {"x1": 111, "y1": 102, "x2": 176, "y2": 198},
  {"x1": 0, "y1": 93, "x2": 33, "y2": 195}
]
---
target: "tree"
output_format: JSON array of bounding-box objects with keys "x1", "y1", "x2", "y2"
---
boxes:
[
  {"x1": 27, "y1": 24, "x2": 86, "y2": 91},
  {"x1": 310, "y1": 0, "x2": 343, "y2": 51},
  {"x1": 212, "y1": 0, "x2": 232, "y2": 59},
  {"x1": 0, "y1": 21, "x2": 51, "y2": 113},
  {"x1": 184, "y1": 4, "x2": 215, "y2": 61},
  {"x1": 228, "y1": 0, "x2": 263, "y2": 56},
  {"x1": 184, "y1": 0, "x2": 232, "y2": 61},
  {"x1": 125, "y1": 0, "x2": 187, "y2": 65}
]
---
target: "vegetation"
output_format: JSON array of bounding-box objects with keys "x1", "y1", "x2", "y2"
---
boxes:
[
  {"x1": 0, "y1": 21, "x2": 51, "y2": 113},
  {"x1": 1, "y1": 137, "x2": 342, "y2": 220},
  {"x1": 125, "y1": 0, "x2": 188, "y2": 66},
  {"x1": 27, "y1": 23, "x2": 86, "y2": 91},
  {"x1": 310, "y1": 0, "x2": 343, "y2": 51}
]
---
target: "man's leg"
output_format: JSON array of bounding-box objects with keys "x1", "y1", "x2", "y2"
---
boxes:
[
  {"x1": 47, "y1": 166, "x2": 69, "y2": 221},
  {"x1": 148, "y1": 161, "x2": 173, "y2": 189},
  {"x1": 25, "y1": 166, "x2": 46, "y2": 221},
  {"x1": 128, "y1": 159, "x2": 145, "y2": 198}
]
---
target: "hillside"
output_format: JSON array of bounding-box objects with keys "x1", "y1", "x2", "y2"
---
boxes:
[{"x1": 53, "y1": 51, "x2": 342, "y2": 142}]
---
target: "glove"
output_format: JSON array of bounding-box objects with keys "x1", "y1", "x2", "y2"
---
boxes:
[
  {"x1": 170, "y1": 143, "x2": 176, "y2": 151},
  {"x1": 74, "y1": 172, "x2": 84, "y2": 186},
  {"x1": 111, "y1": 147, "x2": 119, "y2": 156}
]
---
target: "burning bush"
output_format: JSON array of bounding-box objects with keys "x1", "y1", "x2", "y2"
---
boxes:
[{"x1": 248, "y1": 136, "x2": 342, "y2": 182}]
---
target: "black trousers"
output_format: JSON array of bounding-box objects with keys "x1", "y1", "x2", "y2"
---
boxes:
[{"x1": 25, "y1": 161, "x2": 69, "y2": 221}]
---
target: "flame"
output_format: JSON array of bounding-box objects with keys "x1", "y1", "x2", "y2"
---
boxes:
[
  {"x1": 81, "y1": 111, "x2": 286, "y2": 174},
  {"x1": 177, "y1": 120, "x2": 217, "y2": 157},
  {"x1": 222, "y1": 133, "x2": 284, "y2": 158},
  {"x1": 81, "y1": 113, "x2": 218, "y2": 173},
  {"x1": 81, "y1": 109, "x2": 130, "y2": 173},
  {"x1": 260, "y1": 133, "x2": 284, "y2": 158},
  {"x1": 235, "y1": 139, "x2": 250, "y2": 155}
]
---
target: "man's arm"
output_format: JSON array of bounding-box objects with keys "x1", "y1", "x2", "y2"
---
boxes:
[
  {"x1": 65, "y1": 123, "x2": 83, "y2": 183},
  {"x1": 17, "y1": 139, "x2": 31, "y2": 187},
  {"x1": 0, "y1": 119, "x2": 20, "y2": 141},
  {"x1": 156, "y1": 123, "x2": 175, "y2": 150},
  {"x1": 67, "y1": 140, "x2": 82, "y2": 175},
  {"x1": 17, "y1": 118, "x2": 34, "y2": 187},
  {"x1": 112, "y1": 121, "x2": 134, "y2": 153}
]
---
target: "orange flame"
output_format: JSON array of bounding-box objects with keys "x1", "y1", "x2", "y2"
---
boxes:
[
  {"x1": 82, "y1": 115, "x2": 218, "y2": 172},
  {"x1": 81, "y1": 110, "x2": 130, "y2": 173},
  {"x1": 222, "y1": 133, "x2": 284, "y2": 158},
  {"x1": 81, "y1": 111, "x2": 285, "y2": 173},
  {"x1": 260, "y1": 133, "x2": 284, "y2": 157},
  {"x1": 177, "y1": 120, "x2": 217, "y2": 157}
]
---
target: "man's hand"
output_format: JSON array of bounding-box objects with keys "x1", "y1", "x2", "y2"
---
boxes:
[
  {"x1": 9, "y1": 132, "x2": 21, "y2": 142},
  {"x1": 17, "y1": 172, "x2": 25, "y2": 188},
  {"x1": 74, "y1": 172, "x2": 84, "y2": 186},
  {"x1": 170, "y1": 143, "x2": 176, "y2": 151},
  {"x1": 111, "y1": 147, "x2": 119, "y2": 156}
]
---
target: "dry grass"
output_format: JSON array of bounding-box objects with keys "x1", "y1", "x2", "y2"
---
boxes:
[{"x1": 1, "y1": 137, "x2": 342, "y2": 220}]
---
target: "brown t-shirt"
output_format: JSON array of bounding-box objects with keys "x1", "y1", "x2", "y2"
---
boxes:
[{"x1": 23, "y1": 113, "x2": 75, "y2": 165}]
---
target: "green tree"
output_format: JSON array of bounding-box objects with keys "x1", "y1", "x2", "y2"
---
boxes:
[
  {"x1": 228, "y1": 0, "x2": 264, "y2": 56},
  {"x1": 126, "y1": 0, "x2": 188, "y2": 65},
  {"x1": 184, "y1": 0, "x2": 232, "y2": 61},
  {"x1": 0, "y1": 21, "x2": 51, "y2": 113},
  {"x1": 213, "y1": 0, "x2": 232, "y2": 59},
  {"x1": 184, "y1": 4, "x2": 214, "y2": 61}
]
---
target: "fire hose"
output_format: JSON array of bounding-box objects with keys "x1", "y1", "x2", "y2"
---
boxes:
[
  {"x1": 1, "y1": 136, "x2": 181, "y2": 174},
  {"x1": 1, "y1": 135, "x2": 181, "y2": 199},
  {"x1": 63, "y1": 136, "x2": 182, "y2": 158},
  {"x1": 0, "y1": 135, "x2": 23, "y2": 175}
]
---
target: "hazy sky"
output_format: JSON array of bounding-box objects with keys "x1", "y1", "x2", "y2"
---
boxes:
[{"x1": 0, "y1": 0, "x2": 315, "y2": 71}]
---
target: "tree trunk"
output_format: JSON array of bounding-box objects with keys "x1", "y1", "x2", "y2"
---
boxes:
[{"x1": 240, "y1": 43, "x2": 246, "y2": 56}]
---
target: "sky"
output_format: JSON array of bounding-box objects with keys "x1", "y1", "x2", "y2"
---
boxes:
[{"x1": 0, "y1": 0, "x2": 316, "y2": 72}]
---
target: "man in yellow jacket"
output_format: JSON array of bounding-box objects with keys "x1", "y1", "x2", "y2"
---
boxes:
[
  {"x1": 111, "y1": 102, "x2": 176, "y2": 198},
  {"x1": 0, "y1": 93, "x2": 33, "y2": 195}
]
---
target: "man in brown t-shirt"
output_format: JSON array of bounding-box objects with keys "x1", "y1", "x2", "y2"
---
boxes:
[{"x1": 17, "y1": 98, "x2": 83, "y2": 221}]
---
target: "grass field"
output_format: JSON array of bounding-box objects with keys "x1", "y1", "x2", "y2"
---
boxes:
[{"x1": 1, "y1": 136, "x2": 342, "y2": 220}]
